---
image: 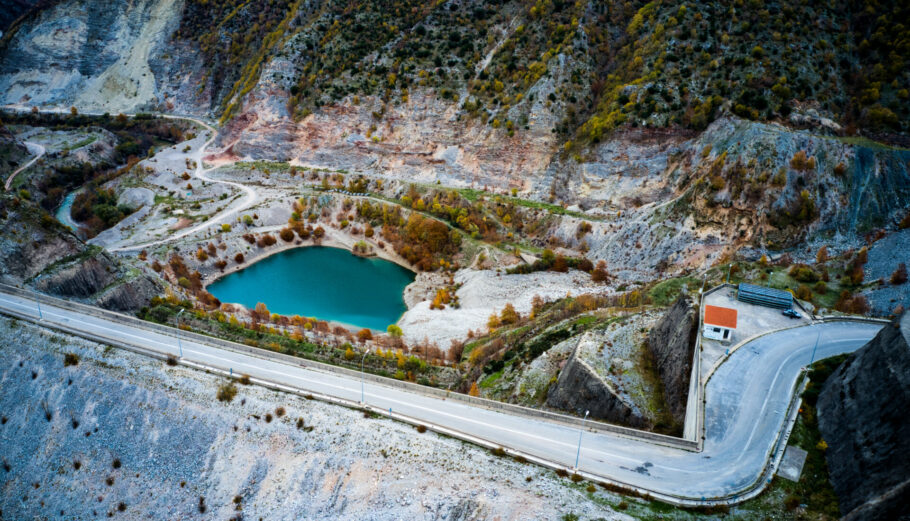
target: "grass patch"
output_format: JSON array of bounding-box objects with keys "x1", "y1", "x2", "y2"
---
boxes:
[{"x1": 648, "y1": 277, "x2": 699, "y2": 307}]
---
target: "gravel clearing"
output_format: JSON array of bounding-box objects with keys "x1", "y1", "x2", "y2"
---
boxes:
[{"x1": 0, "y1": 316, "x2": 632, "y2": 520}]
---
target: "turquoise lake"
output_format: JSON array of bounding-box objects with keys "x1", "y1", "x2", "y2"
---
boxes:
[{"x1": 207, "y1": 246, "x2": 415, "y2": 331}]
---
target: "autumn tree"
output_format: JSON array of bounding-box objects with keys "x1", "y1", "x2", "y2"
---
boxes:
[
  {"x1": 253, "y1": 302, "x2": 270, "y2": 322},
  {"x1": 357, "y1": 328, "x2": 373, "y2": 343},
  {"x1": 487, "y1": 313, "x2": 501, "y2": 330},
  {"x1": 500, "y1": 303, "x2": 519, "y2": 325},
  {"x1": 591, "y1": 260, "x2": 609, "y2": 282},
  {"x1": 816, "y1": 245, "x2": 828, "y2": 264},
  {"x1": 468, "y1": 382, "x2": 479, "y2": 397}
]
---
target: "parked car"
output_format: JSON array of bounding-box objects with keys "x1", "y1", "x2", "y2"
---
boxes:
[{"x1": 782, "y1": 309, "x2": 801, "y2": 319}]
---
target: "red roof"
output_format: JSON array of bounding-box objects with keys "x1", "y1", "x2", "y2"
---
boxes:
[{"x1": 704, "y1": 305, "x2": 738, "y2": 329}]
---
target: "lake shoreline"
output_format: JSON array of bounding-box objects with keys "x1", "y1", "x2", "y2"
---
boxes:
[
  {"x1": 205, "y1": 241, "x2": 416, "y2": 332},
  {"x1": 201, "y1": 226, "x2": 416, "y2": 288}
]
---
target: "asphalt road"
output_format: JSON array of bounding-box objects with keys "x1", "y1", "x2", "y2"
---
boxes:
[
  {"x1": 4, "y1": 141, "x2": 45, "y2": 191},
  {"x1": 0, "y1": 290, "x2": 881, "y2": 503}
]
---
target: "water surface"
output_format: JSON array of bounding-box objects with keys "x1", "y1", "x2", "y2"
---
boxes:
[
  {"x1": 207, "y1": 246, "x2": 415, "y2": 331},
  {"x1": 55, "y1": 191, "x2": 79, "y2": 231}
]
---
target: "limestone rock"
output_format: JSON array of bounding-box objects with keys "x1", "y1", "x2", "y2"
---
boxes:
[
  {"x1": 546, "y1": 347, "x2": 649, "y2": 429},
  {"x1": 646, "y1": 294, "x2": 697, "y2": 426},
  {"x1": 817, "y1": 313, "x2": 910, "y2": 521}
]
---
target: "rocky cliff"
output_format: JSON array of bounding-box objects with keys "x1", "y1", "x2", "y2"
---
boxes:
[
  {"x1": 547, "y1": 346, "x2": 649, "y2": 429},
  {"x1": 645, "y1": 294, "x2": 697, "y2": 426},
  {"x1": 0, "y1": 119, "x2": 29, "y2": 174},
  {"x1": 817, "y1": 313, "x2": 910, "y2": 521},
  {"x1": 0, "y1": 0, "x2": 207, "y2": 115},
  {"x1": 0, "y1": 196, "x2": 158, "y2": 312}
]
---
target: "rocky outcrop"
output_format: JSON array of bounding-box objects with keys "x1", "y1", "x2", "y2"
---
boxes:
[
  {"x1": 817, "y1": 313, "x2": 910, "y2": 521},
  {"x1": 35, "y1": 256, "x2": 115, "y2": 297},
  {"x1": 0, "y1": 199, "x2": 153, "y2": 312},
  {"x1": 0, "y1": 0, "x2": 197, "y2": 114},
  {"x1": 95, "y1": 273, "x2": 160, "y2": 311},
  {"x1": 547, "y1": 348, "x2": 649, "y2": 429},
  {"x1": 646, "y1": 294, "x2": 697, "y2": 426}
]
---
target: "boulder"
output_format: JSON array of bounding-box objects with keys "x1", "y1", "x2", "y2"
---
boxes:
[
  {"x1": 96, "y1": 274, "x2": 160, "y2": 312},
  {"x1": 546, "y1": 348, "x2": 649, "y2": 429},
  {"x1": 817, "y1": 313, "x2": 910, "y2": 521}
]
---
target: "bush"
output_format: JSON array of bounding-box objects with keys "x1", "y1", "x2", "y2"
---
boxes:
[
  {"x1": 275, "y1": 407, "x2": 285, "y2": 417},
  {"x1": 570, "y1": 473, "x2": 584, "y2": 483},
  {"x1": 789, "y1": 264, "x2": 819, "y2": 282},
  {"x1": 416, "y1": 424, "x2": 427, "y2": 433},
  {"x1": 796, "y1": 284, "x2": 813, "y2": 301},
  {"x1": 238, "y1": 374, "x2": 251, "y2": 385},
  {"x1": 784, "y1": 494, "x2": 801, "y2": 511},
  {"x1": 279, "y1": 228, "x2": 295, "y2": 242},
  {"x1": 216, "y1": 382, "x2": 238, "y2": 402},
  {"x1": 891, "y1": 263, "x2": 907, "y2": 285},
  {"x1": 63, "y1": 353, "x2": 79, "y2": 367},
  {"x1": 166, "y1": 355, "x2": 178, "y2": 366}
]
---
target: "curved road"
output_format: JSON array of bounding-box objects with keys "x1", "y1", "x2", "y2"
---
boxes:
[
  {"x1": 0, "y1": 106, "x2": 258, "y2": 251},
  {"x1": 108, "y1": 116, "x2": 257, "y2": 252},
  {"x1": 0, "y1": 287, "x2": 881, "y2": 504},
  {"x1": 4, "y1": 141, "x2": 46, "y2": 191}
]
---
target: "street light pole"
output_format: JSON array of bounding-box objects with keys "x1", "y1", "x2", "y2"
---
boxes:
[
  {"x1": 809, "y1": 329, "x2": 821, "y2": 366},
  {"x1": 176, "y1": 308, "x2": 185, "y2": 358},
  {"x1": 35, "y1": 289, "x2": 43, "y2": 320},
  {"x1": 574, "y1": 410, "x2": 590, "y2": 470},
  {"x1": 360, "y1": 348, "x2": 370, "y2": 404}
]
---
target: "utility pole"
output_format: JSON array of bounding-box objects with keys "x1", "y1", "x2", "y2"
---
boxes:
[
  {"x1": 574, "y1": 410, "x2": 590, "y2": 470},
  {"x1": 176, "y1": 308, "x2": 185, "y2": 358},
  {"x1": 360, "y1": 348, "x2": 371, "y2": 405}
]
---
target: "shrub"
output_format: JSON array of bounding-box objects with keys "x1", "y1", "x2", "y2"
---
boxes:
[
  {"x1": 238, "y1": 374, "x2": 251, "y2": 385},
  {"x1": 491, "y1": 447, "x2": 507, "y2": 457},
  {"x1": 616, "y1": 501, "x2": 628, "y2": 510},
  {"x1": 814, "y1": 281, "x2": 827, "y2": 294},
  {"x1": 796, "y1": 284, "x2": 813, "y2": 301},
  {"x1": 784, "y1": 494, "x2": 801, "y2": 511},
  {"x1": 275, "y1": 407, "x2": 285, "y2": 417},
  {"x1": 416, "y1": 425, "x2": 427, "y2": 433},
  {"x1": 106, "y1": 476, "x2": 115, "y2": 486},
  {"x1": 570, "y1": 473, "x2": 584, "y2": 483},
  {"x1": 234, "y1": 253, "x2": 244, "y2": 263},
  {"x1": 73, "y1": 460, "x2": 81, "y2": 470},
  {"x1": 264, "y1": 413, "x2": 273, "y2": 423},
  {"x1": 216, "y1": 382, "x2": 238, "y2": 402},
  {"x1": 891, "y1": 263, "x2": 907, "y2": 285},
  {"x1": 63, "y1": 353, "x2": 79, "y2": 367},
  {"x1": 166, "y1": 355, "x2": 178, "y2": 366},
  {"x1": 788, "y1": 264, "x2": 818, "y2": 282},
  {"x1": 112, "y1": 458, "x2": 121, "y2": 469},
  {"x1": 221, "y1": 223, "x2": 231, "y2": 232},
  {"x1": 279, "y1": 228, "x2": 295, "y2": 242}
]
